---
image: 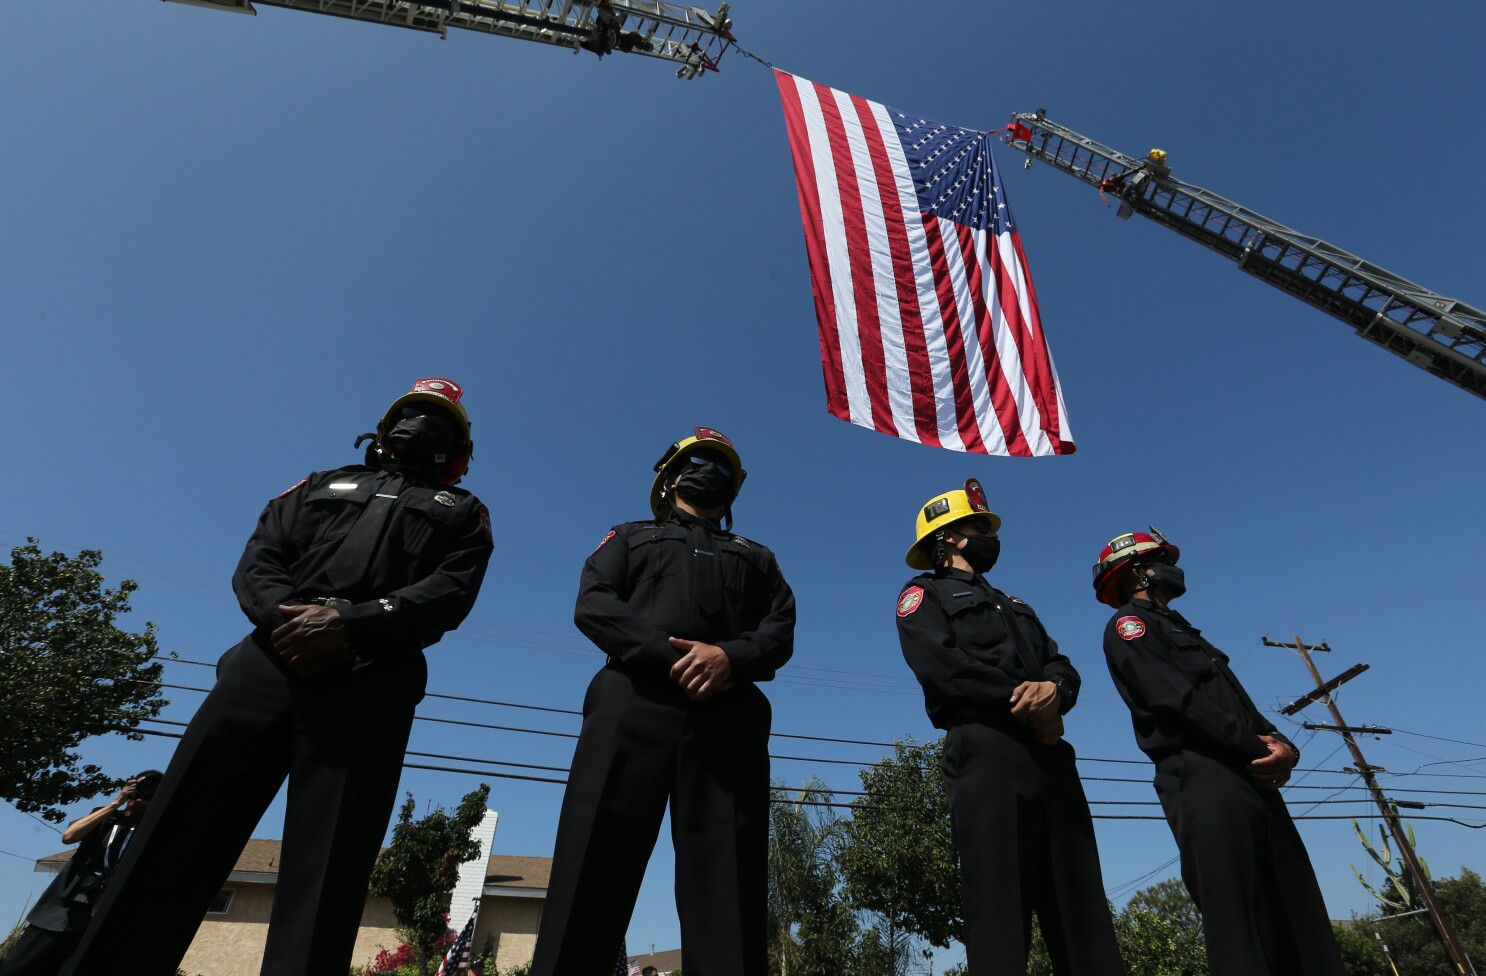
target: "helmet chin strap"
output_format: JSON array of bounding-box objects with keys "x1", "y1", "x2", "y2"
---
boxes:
[
  {"x1": 1133, "y1": 563, "x2": 1169, "y2": 608},
  {"x1": 932, "y1": 531, "x2": 950, "y2": 569}
]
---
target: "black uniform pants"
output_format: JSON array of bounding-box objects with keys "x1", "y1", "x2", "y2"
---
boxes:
[
  {"x1": 0, "y1": 923, "x2": 79, "y2": 976},
  {"x1": 62, "y1": 634, "x2": 425, "y2": 976},
  {"x1": 1154, "y1": 750, "x2": 1346, "y2": 976},
  {"x1": 531, "y1": 667, "x2": 771, "y2": 976},
  {"x1": 942, "y1": 723, "x2": 1124, "y2": 976}
]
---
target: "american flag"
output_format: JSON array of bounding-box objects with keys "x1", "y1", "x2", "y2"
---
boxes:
[
  {"x1": 433, "y1": 909, "x2": 478, "y2": 976},
  {"x1": 775, "y1": 71, "x2": 1074, "y2": 457},
  {"x1": 614, "y1": 939, "x2": 641, "y2": 976}
]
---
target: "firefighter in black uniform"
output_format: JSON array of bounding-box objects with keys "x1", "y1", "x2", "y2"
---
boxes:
[
  {"x1": 64, "y1": 378, "x2": 493, "y2": 976},
  {"x1": 0, "y1": 771, "x2": 161, "y2": 976},
  {"x1": 1093, "y1": 529, "x2": 1345, "y2": 976},
  {"x1": 531, "y1": 428, "x2": 795, "y2": 976},
  {"x1": 896, "y1": 480, "x2": 1123, "y2": 976}
]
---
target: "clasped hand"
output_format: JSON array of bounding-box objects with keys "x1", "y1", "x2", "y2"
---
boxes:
[
  {"x1": 1010, "y1": 680, "x2": 1063, "y2": 745},
  {"x1": 274, "y1": 604, "x2": 351, "y2": 677},
  {"x1": 1249, "y1": 734, "x2": 1298, "y2": 788},
  {"x1": 668, "y1": 637, "x2": 732, "y2": 701}
]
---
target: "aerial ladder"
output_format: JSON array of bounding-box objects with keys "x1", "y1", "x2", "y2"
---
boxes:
[
  {"x1": 165, "y1": 0, "x2": 736, "y2": 79},
  {"x1": 1002, "y1": 111, "x2": 1486, "y2": 402}
]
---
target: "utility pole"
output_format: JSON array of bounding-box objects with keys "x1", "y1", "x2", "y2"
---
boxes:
[{"x1": 1266, "y1": 635, "x2": 1474, "y2": 975}]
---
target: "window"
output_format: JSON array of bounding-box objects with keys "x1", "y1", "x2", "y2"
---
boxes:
[{"x1": 207, "y1": 889, "x2": 235, "y2": 915}]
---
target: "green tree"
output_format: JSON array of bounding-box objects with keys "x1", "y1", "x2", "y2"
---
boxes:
[
  {"x1": 0, "y1": 540, "x2": 165, "y2": 822},
  {"x1": 369, "y1": 784, "x2": 491, "y2": 976},
  {"x1": 1024, "y1": 881, "x2": 1205, "y2": 976},
  {"x1": 1330, "y1": 924, "x2": 1389, "y2": 976},
  {"x1": 1362, "y1": 868, "x2": 1486, "y2": 975},
  {"x1": 1113, "y1": 905, "x2": 1208, "y2": 976},
  {"x1": 767, "y1": 780, "x2": 861, "y2": 976},
  {"x1": 1, "y1": 919, "x2": 23, "y2": 963},
  {"x1": 839, "y1": 738, "x2": 961, "y2": 953},
  {"x1": 1124, "y1": 877, "x2": 1202, "y2": 935}
]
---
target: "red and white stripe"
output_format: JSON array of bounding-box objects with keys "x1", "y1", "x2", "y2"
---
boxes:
[{"x1": 776, "y1": 70, "x2": 1074, "y2": 457}]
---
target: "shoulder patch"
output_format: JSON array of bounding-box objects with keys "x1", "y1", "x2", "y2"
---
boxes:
[
  {"x1": 1116, "y1": 615, "x2": 1146, "y2": 641},
  {"x1": 275, "y1": 477, "x2": 309, "y2": 499},
  {"x1": 595, "y1": 529, "x2": 617, "y2": 552},
  {"x1": 897, "y1": 586, "x2": 925, "y2": 617},
  {"x1": 477, "y1": 505, "x2": 492, "y2": 545}
]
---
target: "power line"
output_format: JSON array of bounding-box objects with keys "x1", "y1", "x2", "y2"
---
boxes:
[
  {"x1": 141, "y1": 658, "x2": 1397, "y2": 772},
  {"x1": 2, "y1": 528, "x2": 1117, "y2": 698},
  {"x1": 1105, "y1": 855, "x2": 1181, "y2": 899},
  {"x1": 22, "y1": 811, "x2": 62, "y2": 835},
  {"x1": 128, "y1": 720, "x2": 1486, "y2": 816},
  {"x1": 1391, "y1": 727, "x2": 1486, "y2": 750},
  {"x1": 104, "y1": 724, "x2": 1486, "y2": 828}
]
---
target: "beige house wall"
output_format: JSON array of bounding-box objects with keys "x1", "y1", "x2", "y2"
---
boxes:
[
  {"x1": 178, "y1": 884, "x2": 272, "y2": 976},
  {"x1": 177, "y1": 885, "x2": 538, "y2": 976},
  {"x1": 480, "y1": 898, "x2": 541, "y2": 972}
]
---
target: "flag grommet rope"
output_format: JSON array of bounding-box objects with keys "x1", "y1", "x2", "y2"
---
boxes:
[{"x1": 775, "y1": 71, "x2": 1074, "y2": 457}]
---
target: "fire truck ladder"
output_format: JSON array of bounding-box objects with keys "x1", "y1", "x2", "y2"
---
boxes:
[
  {"x1": 1003, "y1": 111, "x2": 1486, "y2": 401},
  {"x1": 165, "y1": 0, "x2": 735, "y2": 78}
]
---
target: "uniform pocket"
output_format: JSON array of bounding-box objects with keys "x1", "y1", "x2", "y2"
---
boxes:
[
  {"x1": 718, "y1": 537, "x2": 771, "y2": 593},
  {"x1": 396, "y1": 493, "x2": 459, "y2": 555},
  {"x1": 300, "y1": 482, "x2": 374, "y2": 549},
  {"x1": 626, "y1": 527, "x2": 686, "y2": 582}
]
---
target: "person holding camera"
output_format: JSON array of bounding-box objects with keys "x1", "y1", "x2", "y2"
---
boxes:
[{"x1": 0, "y1": 771, "x2": 162, "y2": 976}]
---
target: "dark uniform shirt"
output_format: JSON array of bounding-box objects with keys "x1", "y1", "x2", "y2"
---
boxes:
[
  {"x1": 233, "y1": 465, "x2": 493, "y2": 659},
  {"x1": 1103, "y1": 600, "x2": 1293, "y2": 765},
  {"x1": 574, "y1": 512, "x2": 795, "y2": 683},
  {"x1": 896, "y1": 568, "x2": 1079, "y2": 730},
  {"x1": 27, "y1": 809, "x2": 134, "y2": 932}
]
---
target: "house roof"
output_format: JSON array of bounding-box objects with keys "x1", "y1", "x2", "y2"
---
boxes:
[
  {"x1": 38, "y1": 840, "x2": 550, "y2": 890},
  {"x1": 628, "y1": 948, "x2": 683, "y2": 972}
]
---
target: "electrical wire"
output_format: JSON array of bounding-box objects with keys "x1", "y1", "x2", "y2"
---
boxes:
[
  {"x1": 1389, "y1": 727, "x2": 1486, "y2": 750},
  {"x1": 1105, "y1": 856, "x2": 1181, "y2": 900},
  {"x1": 136, "y1": 658, "x2": 1397, "y2": 774}
]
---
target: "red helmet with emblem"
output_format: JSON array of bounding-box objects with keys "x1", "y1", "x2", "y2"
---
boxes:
[
  {"x1": 1092, "y1": 527, "x2": 1180, "y2": 608},
  {"x1": 376, "y1": 377, "x2": 473, "y2": 485},
  {"x1": 649, "y1": 427, "x2": 746, "y2": 519}
]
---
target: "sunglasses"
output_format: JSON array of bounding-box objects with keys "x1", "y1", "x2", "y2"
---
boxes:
[
  {"x1": 398, "y1": 404, "x2": 458, "y2": 431},
  {"x1": 682, "y1": 453, "x2": 734, "y2": 479}
]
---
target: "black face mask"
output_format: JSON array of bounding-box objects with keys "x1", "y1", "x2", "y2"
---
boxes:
[
  {"x1": 673, "y1": 462, "x2": 734, "y2": 510},
  {"x1": 383, "y1": 417, "x2": 459, "y2": 469},
  {"x1": 960, "y1": 535, "x2": 1001, "y2": 574},
  {"x1": 1143, "y1": 563, "x2": 1186, "y2": 600}
]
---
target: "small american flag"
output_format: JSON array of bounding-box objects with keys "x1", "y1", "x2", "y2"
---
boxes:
[
  {"x1": 433, "y1": 909, "x2": 478, "y2": 976},
  {"x1": 776, "y1": 70, "x2": 1074, "y2": 457},
  {"x1": 614, "y1": 939, "x2": 641, "y2": 976}
]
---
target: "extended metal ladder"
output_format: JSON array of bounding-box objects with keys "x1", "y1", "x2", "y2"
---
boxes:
[
  {"x1": 166, "y1": 0, "x2": 735, "y2": 78},
  {"x1": 1003, "y1": 111, "x2": 1486, "y2": 401}
]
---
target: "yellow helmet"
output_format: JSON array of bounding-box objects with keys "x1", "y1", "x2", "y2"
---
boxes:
[
  {"x1": 649, "y1": 427, "x2": 747, "y2": 519},
  {"x1": 905, "y1": 479, "x2": 1001, "y2": 569}
]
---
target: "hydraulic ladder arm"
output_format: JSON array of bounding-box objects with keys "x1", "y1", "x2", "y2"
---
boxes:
[
  {"x1": 165, "y1": 0, "x2": 735, "y2": 79},
  {"x1": 1003, "y1": 111, "x2": 1486, "y2": 401}
]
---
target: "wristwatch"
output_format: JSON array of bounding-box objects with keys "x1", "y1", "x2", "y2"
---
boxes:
[{"x1": 1051, "y1": 675, "x2": 1075, "y2": 711}]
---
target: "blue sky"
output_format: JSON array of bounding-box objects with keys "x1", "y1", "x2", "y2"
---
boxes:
[{"x1": 3, "y1": 0, "x2": 1485, "y2": 967}]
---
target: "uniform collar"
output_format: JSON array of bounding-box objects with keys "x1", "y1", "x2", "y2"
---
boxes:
[
  {"x1": 665, "y1": 510, "x2": 723, "y2": 533},
  {"x1": 1129, "y1": 597, "x2": 1199, "y2": 634},
  {"x1": 934, "y1": 566, "x2": 997, "y2": 592}
]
